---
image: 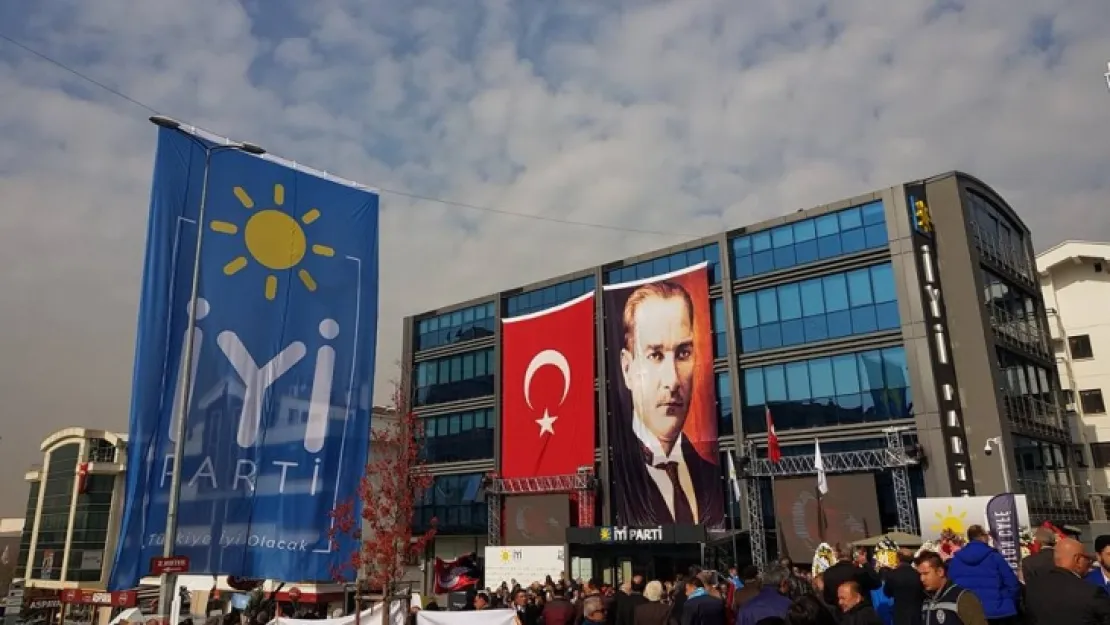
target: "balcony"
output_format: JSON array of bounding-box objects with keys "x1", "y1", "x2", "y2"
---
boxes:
[
  {"x1": 969, "y1": 222, "x2": 1036, "y2": 287},
  {"x1": 1018, "y1": 478, "x2": 1088, "y2": 523},
  {"x1": 1003, "y1": 395, "x2": 1067, "y2": 440},
  {"x1": 988, "y1": 308, "x2": 1052, "y2": 360}
]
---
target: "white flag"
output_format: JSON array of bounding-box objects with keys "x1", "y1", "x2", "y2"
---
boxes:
[
  {"x1": 815, "y1": 438, "x2": 828, "y2": 496},
  {"x1": 726, "y1": 451, "x2": 742, "y2": 502}
]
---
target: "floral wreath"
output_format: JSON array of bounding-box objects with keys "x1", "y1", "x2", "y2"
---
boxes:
[
  {"x1": 812, "y1": 542, "x2": 835, "y2": 575},
  {"x1": 874, "y1": 537, "x2": 900, "y2": 569},
  {"x1": 936, "y1": 528, "x2": 966, "y2": 561}
]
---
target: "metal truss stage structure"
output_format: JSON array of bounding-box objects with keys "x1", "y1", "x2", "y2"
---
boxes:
[
  {"x1": 484, "y1": 466, "x2": 598, "y2": 546},
  {"x1": 740, "y1": 427, "x2": 921, "y2": 569}
]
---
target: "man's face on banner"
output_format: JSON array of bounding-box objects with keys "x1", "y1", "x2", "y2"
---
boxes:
[{"x1": 620, "y1": 292, "x2": 695, "y2": 446}]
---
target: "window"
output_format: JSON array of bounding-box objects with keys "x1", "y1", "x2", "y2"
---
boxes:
[
  {"x1": 506, "y1": 276, "x2": 596, "y2": 317},
  {"x1": 966, "y1": 191, "x2": 1032, "y2": 280},
  {"x1": 1091, "y1": 443, "x2": 1110, "y2": 469},
  {"x1": 730, "y1": 202, "x2": 887, "y2": 279},
  {"x1": 414, "y1": 350, "x2": 495, "y2": 406},
  {"x1": 737, "y1": 263, "x2": 899, "y2": 352},
  {"x1": 716, "y1": 372, "x2": 734, "y2": 436},
  {"x1": 606, "y1": 244, "x2": 722, "y2": 285},
  {"x1": 1069, "y1": 335, "x2": 1094, "y2": 360},
  {"x1": 415, "y1": 302, "x2": 496, "y2": 351},
  {"x1": 711, "y1": 299, "x2": 727, "y2": 358},
  {"x1": 420, "y1": 408, "x2": 495, "y2": 463},
  {"x1": 1080, "y1": 389, "x2": 1106, "y2": 415},
  {"x1": 741, "y1": 346, "x2": 912, "y2": 432},
  {"x1": 413, "y1": 473, "x2": 487, "y2": 535}
]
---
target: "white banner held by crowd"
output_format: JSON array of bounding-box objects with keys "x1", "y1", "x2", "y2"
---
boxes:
[
  {"x1": 484, "y1": 546, "x2": 564, "y2": 588},
  {"x1": 418, "y1": 610, "x2": 516, "y2": 625}
]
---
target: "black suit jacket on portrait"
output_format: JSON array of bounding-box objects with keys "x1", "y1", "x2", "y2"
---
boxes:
[{"x1": 635, "y1": 437, "x2": 725, "y2": 528}]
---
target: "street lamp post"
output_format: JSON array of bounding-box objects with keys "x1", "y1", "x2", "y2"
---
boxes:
[
  {"x1": 148, "y1": 115, "x2": 265, "y2": 617},
  {"x1": 985, "y1": 436, "x2": 1013, "y2": 493}
]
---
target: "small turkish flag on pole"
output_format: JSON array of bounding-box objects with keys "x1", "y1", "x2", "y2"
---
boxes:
[{"x1": 766, "y1": 406, "x2": 782, "y2": 464}]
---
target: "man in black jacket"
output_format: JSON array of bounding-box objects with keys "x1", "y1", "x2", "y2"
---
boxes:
[
  {"x1": 1021, "y1": 527, "x2": 1058, "y2": 582},
  {"x1": 615, "y1": 576, "x2": 647, "y2": 625},
  {"x1": 681, "y1": 576, "x2": 725, "y2": 625},
  {"x1": 1025, "y1": 538, "x2": 1110, "y2": 624},
  {"x1": 823, "y1": 546, "x2": 881, "y2": 607},
  {"x1": 883, "y1": 549, "x2": 925, "y2": 625}
]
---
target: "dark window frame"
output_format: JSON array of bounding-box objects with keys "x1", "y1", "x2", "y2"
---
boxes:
[
  {"x1": 1080, "y1": 389, "x2": 1106, "y2": 415},
  {"x1": 1069, "y1": 334, "x2": 1094, "y2": 360}
]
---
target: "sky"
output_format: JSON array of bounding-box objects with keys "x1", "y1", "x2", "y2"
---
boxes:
[{"x1": 0, "y1": 0, "x2": 1108, "y2": 516}]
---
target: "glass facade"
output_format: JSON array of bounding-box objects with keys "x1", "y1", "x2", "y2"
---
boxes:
[
  {"x1": 416, "y1": 302, "x2": 496, "y2": 351},
  {"x1": 16, "y1": 481, "x2": 39, "y2": 571},
  {"x1": 421, "y1": 408, "x2": 495, "y2": 463},
  {"x1": 506, "y1": 276, "x2": 595, "y2": 318},
  {"x1": 737, "y1": 263, "x2": 899, "y2": 352},
  {"x1": 730, "y1": 202, "x2": 887, "y2": 279},
  {"x1": 711, "y1": 299, "x2": 727, "y2": 358},
  {"x1": 33, "y1": 443, "x2": 78, "y2": 580},
  {"x1": 716, "y1": 372, "x2": 733, "y2": 436},
  {"x1": 605, "y1": 244, "x2": 722, "y2": 285},
  {"x1": 414, "y1": 350, "x2": 495, "y2": 407},
  {"x1": 742, "y1": 347, "x2": 912, "y2": 432},
  {"x1": 67, "y1": 473, "x2": 113, "y2": 582},
  {"x1": 414, "y1": 473, "x2": 486, "y2": 535},
  {"x1": 966, "y1": 191, "x2": 1033, "y2": 280}
]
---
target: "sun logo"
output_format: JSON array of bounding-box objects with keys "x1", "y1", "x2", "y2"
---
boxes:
[
  {"x1": 209, "y1": 183, "x2": 336, "y2": 301},
  {"x1": 500, "y1": 550, "x2": 511, "y2": 563},
  {"x1": 931, "y1": 505, "x2": 968, "y2": 534}
]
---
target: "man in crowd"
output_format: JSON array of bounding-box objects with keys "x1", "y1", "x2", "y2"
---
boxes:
[
  {"x1": 581, "y1": 596, "x2": 607, "y2": 625},
  {"x1": 1021, "y1": 526, "x2": 1058, "y2": 581},
  {"x1": 945, "y1": 524, "x2": 1020, "y2": 624},
  {"x1": 543, "y1": 587, "x2": 577, "y2": 625},
  {"x1": 614, "y1": 575, "x2": 647, "y2": 625},
  {"x1": 1025, "y1": 537, "x2": 1110, "y2": 623},
  {"x1": 916, "y1": 550, "x2": 988, "y2": 625},
  {"x1": 680, "y1": 575, "x2": 724, "y2": 625},
  {"x1": 735, "y1": 564, "x2": 792, "y2": 625},
  {"x1": 823, "y1": 546, "x2": 880, "y2": 607},
  {"x1": 731, "y1": 565, "x2": 762, "y2": 612},
  {"x1": 837, "y1": 581, "x2": 884, "y2": 625},
  {"x1": 882, "y1": 548, "x2": 925, "y2": 625},
  {"x1": 1086, "y1": 534, "x2": 1110, "y2": 594}
]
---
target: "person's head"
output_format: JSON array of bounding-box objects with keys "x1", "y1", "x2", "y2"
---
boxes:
[
  {"x1": 786, "y1": 595, "x2": 838, "y2": 625},
  {"x1": 1034, "y1": 526, "x2": 1058, "y2": 547},
  {"x1": 836, "y1": 581, "x2": 863, "y2": 613},
  {"x1": 1054, "y1": 537, "x2": 1095, "y2": 575},
  {"x1": 582, "y1": 596, "x2": 606, "y2": 623},
  {"x1": 740, "y1": 565, "x2": 760, "y2": 583},
  {"x1": 684, "y1": 574, "x2": 704, "y2": 595},
  {"x1": 897, "y1": 548, "x2": 915, "y2": 565},
  {"x1": 620, "y1": 281, "x2": 696, "y2": 445},
  {"x1": 474, "y1": 592, "x2": 489, "y2": 610},
  {"x1": 1096, "y1": 535, "x2": 1110, "y2": 571},
  {"x1": 761, "y1": 564, "x2": 792, "y2": 595},
  {"x1": 914, "y1": 551, "x2": 948, "y2": 592},
  {"x1": 631, "y1": 575, "x2": 646, "y2": 593},
  {"x1": 834, "y1": 544, "x2": 852, "y2": 562},
  {"x1": 851, "y1": 547, "x2": 868, "y2": 566},
  {"x1": 644, "y1": 581, "x2": 664, "y2": 603},
  {"x1": 512, "y1": 589, "x2": 527, "y2": 606},
  {"x1": 967, "y1": 524, "x2": 990, "y2": 544}
]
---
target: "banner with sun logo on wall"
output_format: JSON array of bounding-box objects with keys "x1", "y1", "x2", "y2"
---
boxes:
[{"x1": 108, "y1": 126, "x2": 379, "y2": 589}]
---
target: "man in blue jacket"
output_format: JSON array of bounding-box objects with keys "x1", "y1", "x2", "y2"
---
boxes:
[
  {"x1": 946, "y1": 524, "x2": 1020, "y2": 625},
  {"x1": 1084, "y1": 534, "x2": 1110, "y2": 593}
]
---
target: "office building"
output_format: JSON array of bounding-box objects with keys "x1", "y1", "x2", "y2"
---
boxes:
[
  {"x1": 403, "y1": 172, "x2": 1085, "y2": 578},
  {"x1": 1038, "y1": 241, "x2": 1110, "y2": 517}
]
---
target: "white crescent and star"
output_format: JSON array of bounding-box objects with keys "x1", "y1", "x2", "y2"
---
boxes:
[{"x1": 523, "y1": 349, "x2": 571, "y2": 437}]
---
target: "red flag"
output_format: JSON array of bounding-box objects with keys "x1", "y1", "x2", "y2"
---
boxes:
[
  {"x1": 766, "y1": 406, "x2": 782, "y2": 463},
  {"x1": 501, "y1": 292, "x2": 596, "y2": 478}
]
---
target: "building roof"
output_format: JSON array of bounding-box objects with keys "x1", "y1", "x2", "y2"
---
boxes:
[{"x1": 1036, "y1": 240, "x2": 1110, "y2": 275}]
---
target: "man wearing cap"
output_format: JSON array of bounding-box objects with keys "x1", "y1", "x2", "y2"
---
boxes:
[{"x1": 1085, "y1": 534, "x2": 1110, "y2": 594}]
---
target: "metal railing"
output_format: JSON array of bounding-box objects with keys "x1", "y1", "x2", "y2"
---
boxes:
[
  {"x1": 87, "y1": 441, "x2": 118, "y2": 463},
  {"x1": 969, "y1": 222, "x2": 1036, "y2": 285},
  {"x1": 1003, "y1": 394, "x2": 1066, "y2": 437},
  {"x1": 1017, "y1": 478, "x2": 1085, "y2": 515},
  {"x1": 988, "y1": 307, "x2": 1051, "y2": 358}
]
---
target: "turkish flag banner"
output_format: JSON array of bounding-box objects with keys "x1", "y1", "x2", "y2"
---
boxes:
[{"x1": 500, "y1": 291, "x2": 596, "y2": 478}]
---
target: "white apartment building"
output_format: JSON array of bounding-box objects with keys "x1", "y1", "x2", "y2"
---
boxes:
[{"x1": 1038, "y1": 241, "x2": 1110, "y2": 515}]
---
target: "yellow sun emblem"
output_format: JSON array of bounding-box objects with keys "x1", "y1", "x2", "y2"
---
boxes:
[
  {"x1": 209, "y1": 183, "x2": 335, "y2": 301},
  {"x1": 931, "y1": 505, "x2": 968, "y2": 534},
  {"x1": 500, "y1": 550, "x2": 511, "y2": 563}
]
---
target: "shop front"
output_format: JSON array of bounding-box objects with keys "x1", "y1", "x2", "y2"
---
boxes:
[{"x1": 565, "y1": 525, "x2": 707, "y2": 585}]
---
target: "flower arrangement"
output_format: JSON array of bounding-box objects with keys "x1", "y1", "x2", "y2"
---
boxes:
[
  {"x1": 874, "y1": 537, "x2": 900, "y2": 569},
  {"x1": 915, "y1": 540, "x2": 939, "y2": 558},
  {"x1": 937, "y1": 528, "x2": 966, "y2": 560},
  {"x1": 1019, "y1": 527, "x2": 1034, "y2": 559},
  {"x1": 812, "y1": 542, "x2": 836, "y2": 575}
]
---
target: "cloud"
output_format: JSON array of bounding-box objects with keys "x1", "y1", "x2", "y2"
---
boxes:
[{"x1": 0, "y1": 0, "x2": 1108, "y2": 513}]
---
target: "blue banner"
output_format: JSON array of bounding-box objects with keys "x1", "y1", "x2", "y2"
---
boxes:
[
  {"x1": 986, "y1": 493, "x2": 1020, "y2": 571},
  {"x1": 109, "y1": 127, "x2": 379, "y2": 589}
]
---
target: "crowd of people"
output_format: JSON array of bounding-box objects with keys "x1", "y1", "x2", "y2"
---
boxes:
[{"x1": 463, "y1": 524, "x2": 1110, "y2": 625}]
